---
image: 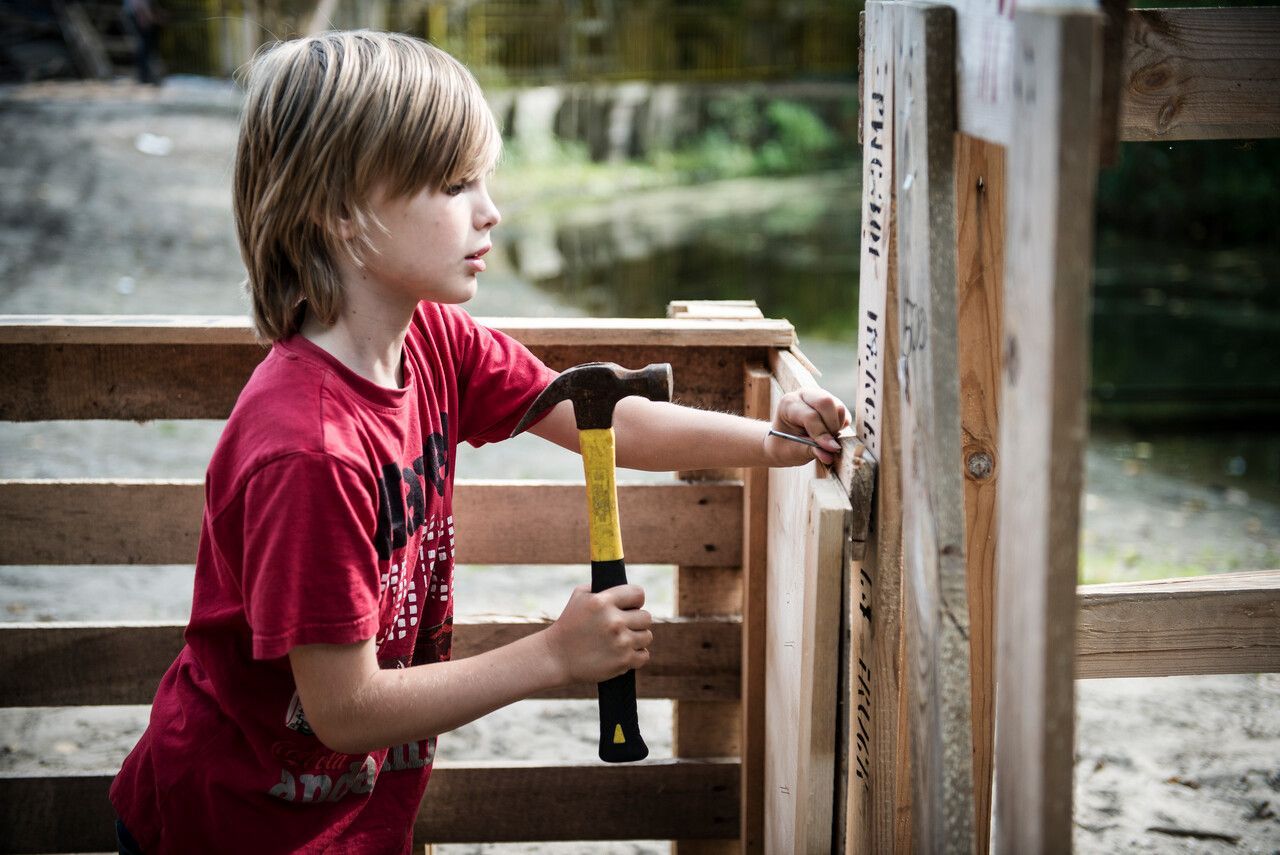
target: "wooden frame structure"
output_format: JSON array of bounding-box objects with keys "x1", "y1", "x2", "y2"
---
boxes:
[
  {"x1": 846, "y1": 2, "x2": 1280, "y2": 853},
  {"x1": 0, "y1": 308, "x2": 867, "y2": 852}
]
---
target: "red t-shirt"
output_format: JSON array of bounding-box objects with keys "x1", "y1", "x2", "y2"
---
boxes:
[{"x1": 110, "y1": 303, "x2": 556, "y2": 854}]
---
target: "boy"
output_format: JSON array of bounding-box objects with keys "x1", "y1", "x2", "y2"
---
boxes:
[{"x1": 109, "y1": 30, "x2": 849, "y2": 854}]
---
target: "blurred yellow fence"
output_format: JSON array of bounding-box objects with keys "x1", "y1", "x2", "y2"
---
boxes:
[{"x1": 157, "y1": 0, "x2": 859, "y2": 83}]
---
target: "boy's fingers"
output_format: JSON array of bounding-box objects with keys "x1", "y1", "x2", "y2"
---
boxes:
[
  {"x1": 602, "y1": 584, "x2": 645, "y2": 610},
  {"x1": 624, "y1": 609, "x2": 653, "y2": 631}
]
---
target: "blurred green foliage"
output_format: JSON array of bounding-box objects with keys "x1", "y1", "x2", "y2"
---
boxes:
[
  {"x1": 653, "y1": 95, "x2": 850, "y2": 181},
  {"x1": 1097, "y1": 140, "x2": 1280, "y2": 247}
]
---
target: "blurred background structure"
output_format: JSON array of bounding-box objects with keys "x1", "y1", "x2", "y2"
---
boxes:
[{"x1": 1, "y1": 2, "x2": 1278, "y2": 852}]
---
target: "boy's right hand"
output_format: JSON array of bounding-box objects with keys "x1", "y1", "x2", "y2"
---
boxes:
[{"x1": 544, "y1": 584, "x2": 653, "y2": 685}]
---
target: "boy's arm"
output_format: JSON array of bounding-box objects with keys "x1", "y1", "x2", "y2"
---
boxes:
[
  {"x1": 529, "y1": 389, "x2": 850, "y2": 470},
  {"x1": 289, "y1": 583, "x2": 652, "y2": 755}
]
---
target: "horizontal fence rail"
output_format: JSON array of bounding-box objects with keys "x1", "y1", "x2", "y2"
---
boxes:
[
  {"x1": 0, "y1": 759, "x2": 739, "y2": 853},
  {"x1": 0, "y1": 315, "x2": 794, "y2": 420},
  {"x1": 1119, "y1": 6, "x2": 1280, "y2": 141},
  {"x1": 0, "y1": 617, "x2": 741, "y2": 707},
  {"x1": 1076, "y1": 570, "x2": 1280, "y2": 678},
  {"x1": 0, "y1": 479, "x2": 743, "y2": 567}
]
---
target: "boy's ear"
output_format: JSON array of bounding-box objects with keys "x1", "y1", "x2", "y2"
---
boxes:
[{"x1": 330, "y1": 206, "x2": 358, "y2": 242}]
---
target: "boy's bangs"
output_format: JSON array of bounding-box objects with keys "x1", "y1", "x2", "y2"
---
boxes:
[{"x1": 386, "y1": 56, "x2": 502, "y2": 198}]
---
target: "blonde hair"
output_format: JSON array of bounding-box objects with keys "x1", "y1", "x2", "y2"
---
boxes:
[{"x1": 234, "y1": 31, "x2": 501, "y2": 341}]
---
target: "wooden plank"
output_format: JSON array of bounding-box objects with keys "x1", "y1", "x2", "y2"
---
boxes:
[
  {"x1": 1077, "y1": 571, "x2": 1280, "y2": 678},
  {"x1": 667, "y1": 302, "x2": 747, "y2": 855},
  {"x1": 931, "y1": 0, "x2": 1098, "y2": 146},
  {"x1": 0, "y1": 759, "x2": 739, "y2": 853},
  {"x1": 0, "y1": 341, "x2": 763, "y2": 421},
  {"x1": 954, "y1": 132, "x2": 1005, "y2": 853},
  {"x1": 764, "y1": 376, "x2": 850, "y2": 854},
  {"x1": 1119, "y1": 7, "x2": 1280, "y2": 141},
  {"x1": 0, "y1": 480, "x2": 742, "y2": 567},
  {"x1": 740, "y1": 364, "x2": 772, "y2": 855},
  {"x1": 994, "y1": 8, "x2": 1103, "y2": 853},
  {"x1": 850, "y1": 9, "x2": 909, "y2": 853},
  {"x1": 894, "y1": 5, "x2": 974, "y2": 851},
  {"x1": 668, "y1": 299, "x2": 766, "y2": 320},
  {"x1": 0, "y1": 315, "x2": 794, "y2": 348},
  {"x1": 0, "y1": 617, "x2": 740, "y2": 707}
]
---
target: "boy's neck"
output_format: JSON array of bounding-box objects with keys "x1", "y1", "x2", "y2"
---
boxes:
[{"x1": 299, "y1": 294, "x2": 416, "y2": 390}]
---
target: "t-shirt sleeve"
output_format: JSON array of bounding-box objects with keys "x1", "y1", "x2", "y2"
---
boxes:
[
  {"x1": 447, "y1": 307, "x2": 559, "y2": 447},
  {"x1": 237, "y1": 453, "x2": 383, "y2": 659}
]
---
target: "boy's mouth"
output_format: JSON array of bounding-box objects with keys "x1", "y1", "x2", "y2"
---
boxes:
[{"x1": 465, "y1": 245, "x2": 490, "y2": 273}]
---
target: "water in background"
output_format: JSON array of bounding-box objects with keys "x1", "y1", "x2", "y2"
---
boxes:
[{"x1": 496, "y1": 169, "x2": 1280, "y2": 580}]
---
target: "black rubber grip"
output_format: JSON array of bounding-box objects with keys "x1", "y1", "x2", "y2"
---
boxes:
[{"x1": 591, "y1": 558, "x2": 648, "y2": 763}]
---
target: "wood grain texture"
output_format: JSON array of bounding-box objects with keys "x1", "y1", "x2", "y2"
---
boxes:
[
  {"x1": 0, "y1": 480, "x2": 742, "y2": 567},
  {"x1": 994, "y1": 8, "x2": 1103, "y2": 853},
  {"x1": 740, "y1": 364, "x2": 773, "y2": 855},
  {"x1": 926, "y1": 1, "x2": 1277, "y2": 144},
  {"x1": 930, "y1": 0, "x2": 1097, "y2": 145},
  {"x1": 0, "y1": 617, "x2": 740, "y2": 706},
  {"x1": 894, "y1": 5, "x2": 975, "y2": 851},
  {"x1": 764, "y1": 377, "x2": 851, "y2": 854},
  {"x1": 1119, "y1": 6, "x2": 1280, "y2": 141},
  {"x1": 0, "y1": 760, "x2": 739, "y2": 852},
  {"x1": 1077, "y1": 571, "x2": 1280, "y2": 678},
  {"x1": 850, "y1": 9, "x2": 909, "y2": 853},
  {"x1": 0, "y1": 341, "x2": 767, "y2": 420},
  {"x1": 0, "y1": 314, "x2": 794, "y2": 348},
  {"x1": 667, "y1": 301, "x2": 746, "y2": 855},
  {"x1": 954, "y1": 132, "x2": 1006, "y2": 853}
]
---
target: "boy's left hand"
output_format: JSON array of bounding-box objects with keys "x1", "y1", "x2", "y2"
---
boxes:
[{"x1": 765, "y1": 388, "x2": 851, "y2": 467}]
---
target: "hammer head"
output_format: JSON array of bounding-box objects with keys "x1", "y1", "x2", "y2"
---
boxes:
[{"x1": 512, "y1": 362, "x2": 673, "y2": 435}]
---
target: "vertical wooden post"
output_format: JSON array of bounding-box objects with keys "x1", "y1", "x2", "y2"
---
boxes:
[
  {"x1": 740, "y1": 364, "x2": 772, "y2": 855},
  {"x1": 994, "y1": 8, "x2": 1103, "y2": 854},
  {"x1": 955, "y1": 133, "x2": 1005, "y2": 853},
  {"x1": 763, "y1": 355, "x2": 850, "y2": 854},
  {"x1": 668, "y1": 301, "x2": 753, "y2": 855},
  {"x1": 848, "y1": 2, "x2": 908, "y2": 853},
  {"x1": 895, "y1": 3, "x2": 975, "y2": 852}
]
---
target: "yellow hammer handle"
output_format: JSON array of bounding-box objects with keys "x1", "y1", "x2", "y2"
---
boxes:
[{"x1": 579, "y1": 428, "x2": 623, "y2": 563}]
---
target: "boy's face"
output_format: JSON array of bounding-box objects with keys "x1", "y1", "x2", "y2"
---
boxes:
[{"x1": 354, "y1": 177, "x2": 500, "y2": 307}]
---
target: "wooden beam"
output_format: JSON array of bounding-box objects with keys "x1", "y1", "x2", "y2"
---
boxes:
[
  {"x1": 0, "y1": 315, "x2": 791, "y2": 421},
  {"x1": 0, "y1": 617, "x2": 740, "y2": 707},
  {"x1": 0, "y1": 315, "x2": 794, "y2": 348},
  {"x1": 932, "y1": 0, "x2": 1101, "y2": 147},
  {"x1": 931, "y1": 2, "x2": 1278, "y2": 144},
  {"x1": 0, "y1": 480, "x2": 742, "y2": 567},
  {"x1": 994, "y1": 8, "x2": 1103, "y2": 853},
  {"x1": 0, "y1": 341, "x2": 764, "y2": 421},
  {"x1": 894, "y1": 4, "x2": 975, "y2": 851},
  {"x1": 0, "y1": 759, "x2": 739, "y2": 853},
  {"x1": 955, "y1": 132, "x2": 1005, "y2": 854},
  {"x1": 740, "y1": 364, "x2": 772, "y2": 855},
  {"x1": 1077, "y1": 571, "x2": 1280, "y2": 678},
  {"x1": 849, "y1": 8, "x2": 908, "y2": 853},
  {"x1": 665, "y1": 301, "x2": 752, "y2": 854},
  {"x1": 1119, "y1": 6, "x2": 1280, "y2": 141},
  {"x1": 763, "y1": 372, "x2": 850, "y2": 854}
]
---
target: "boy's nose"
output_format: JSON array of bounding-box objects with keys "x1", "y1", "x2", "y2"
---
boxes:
[{"x1": 475, "y1": 190, "x2": 500, "y2": 231}]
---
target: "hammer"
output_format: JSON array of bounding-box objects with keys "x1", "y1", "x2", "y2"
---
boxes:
[{"x1": 512, "y1": 361, "x2": 673, "y2": 763}]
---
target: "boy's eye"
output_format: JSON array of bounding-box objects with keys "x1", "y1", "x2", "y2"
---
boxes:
[{"x1": 444, "y1": 183, "x2": 466, "y2": 196}]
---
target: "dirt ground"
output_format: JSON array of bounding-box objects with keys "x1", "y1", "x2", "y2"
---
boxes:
[{"x1": 1, "y1": 79, "x2": 1277, "y2": 853}]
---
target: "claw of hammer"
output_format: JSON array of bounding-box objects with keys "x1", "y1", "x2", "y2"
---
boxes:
[{"x1": 511, "y1": 362, "x2": 673, "y2": 436}]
